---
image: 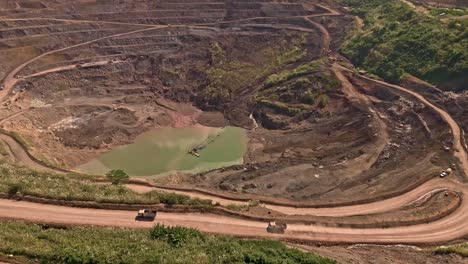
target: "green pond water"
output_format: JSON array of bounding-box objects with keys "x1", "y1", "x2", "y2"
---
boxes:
[{"x1": 77, "y1": 126, "x2": 247, "y2": 177}]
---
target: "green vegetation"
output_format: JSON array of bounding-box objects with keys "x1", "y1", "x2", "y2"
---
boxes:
[
  {"x1": 342, "y1": 0, "x2": 467, "y2": 90},
  {"x1": 204, "y1": 60, "x2": 257, "y2": 102},
  {"x1": 0, "y1": 221, "x2": 336, "y2": 264},
  {"x1": 150, "y1": 224, "x2": 204, "y2": 248},
  {"x1": 106, "y1": 169, "x2": 129, "y2": 185},
  {"x1": 264, "y1": 60, "x2": 322, "y2": 88},
  {"x1": 201, "y1": 35, "x2": 308, "y2": 105},
  {"x1": 162, "y1": 68, "x2": 181, "y2": 78},
  {"x1": 257, "y1": 63, "x2": 340, "y2": 111},
  {"x1": 0, "y1": 161, "x2": 212, "y2": 206},
  {"x1": 434, "y1": 243, "x2": 468, "y2": 257},
  {"x1": 256, "y1": 99, "x2": 304, "y2": 116},
  {"x1": 226, "y1": 200, "x2": 261, "y2": 212},
  {"x1": 429, "y1": 7, "x2": 467, "y2": 17}
]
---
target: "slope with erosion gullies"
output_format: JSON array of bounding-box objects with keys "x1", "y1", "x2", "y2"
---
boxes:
[
  {"x1": 0, "y1": 0, "x2": 325, "y2": 167},
  {"x1": 184, "y1": 60, "x2": 455, "y2": 204},
  {"x1": 0, "y1": 1, "x2": 459, "y2": 204}
]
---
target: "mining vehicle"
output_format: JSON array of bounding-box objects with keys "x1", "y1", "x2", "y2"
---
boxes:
[
  {"x1": 135, "y1": 209, "x2": 157, "y2": 221},
  {"x1": 266, "y1": 221, "x2": 287, "y2": 234},
  {"x1": 440, "y1": 168, "x2": 452, "y2": 178}
]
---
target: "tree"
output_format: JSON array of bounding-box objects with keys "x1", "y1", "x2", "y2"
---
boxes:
[{"x1": 106, "y1": 169, "x2": 129, "y2": 185}]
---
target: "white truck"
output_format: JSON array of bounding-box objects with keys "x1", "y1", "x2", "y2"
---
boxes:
[
  {"x1": 135, "y1": 209, "x2": 157, "y2": 221},
  {"x1": 440, "y1": 168, "x2": 453, "y2": 178}
]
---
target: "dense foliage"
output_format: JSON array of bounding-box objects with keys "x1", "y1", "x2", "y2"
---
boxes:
[
  {"x1": 342, "y1": 0, "x2": 467, "y2": 90},
  {"x1": 106, "y1": 169, "x2": 130, "y2": 185},
  {"x1": 0, "y1": 221, "x2": 336, "y2": 264},
  {"x1": 0, "y1": 161, "x2": 212, "y2": 206},
  {"x1": 429, "y1": 7, "x2": 467, "y2": 17},
  {"x1": 150, "y1": 224, "x2": 205, "y2": 247}
]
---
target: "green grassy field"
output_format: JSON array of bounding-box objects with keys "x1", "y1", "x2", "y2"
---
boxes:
[
  {"x1": 0, "y1": 161, "x2": 212, "y2": 206},
  {"x1": 0, "y1": 221, "x2": 336, "y2": 264}
]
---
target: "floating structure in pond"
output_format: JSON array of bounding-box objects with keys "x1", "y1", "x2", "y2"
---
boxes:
[{"x1": 188, "y1": 148, "x2": 200, "y2": 157}]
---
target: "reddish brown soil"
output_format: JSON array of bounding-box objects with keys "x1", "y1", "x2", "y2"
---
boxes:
[
  {"x1": 296, "y1": 244, "x2": 468, "y2": 264},
  {"x1": 0, "y1": 1, "x2": 467, "y2": 262}
]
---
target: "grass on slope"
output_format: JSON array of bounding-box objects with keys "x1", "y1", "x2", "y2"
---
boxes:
[
  {"x1": 201, "y1": 35, "x2": 308, "y2": 106},
  {"x1": 434, "y1": 243, "x2": 468, "y2": 257},
  {"x1": 0, "y1": 161, "x2": 212, "y2": 206},
  {"x1": 341, "y1": 0, "x2": 467, "y2": 90},
  {"x1": 0, "y1": 221, "x2": 336, "y2": 264},
  {"x1": 264, "y1": 60, "x2": 322, "y2": 88},
  {"x1": 256, "y1": 60, "x2": 340, "y2": 115},
  {"x1": 429, "y1": 7, "x2": 467, "y2": 18}
]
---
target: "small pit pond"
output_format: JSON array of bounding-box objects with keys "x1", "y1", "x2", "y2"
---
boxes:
[{"x1": 77, "y1": 126, "x2": 247, "y2": 177}]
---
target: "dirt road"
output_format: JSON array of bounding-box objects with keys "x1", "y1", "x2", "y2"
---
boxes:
[
  {"x1": 331, "y1": 65, "x2": 390, "y2": 177},
  {"x1": 0, "y1": 2, "x2": 467, "y2": 245},
  {"x1": 0, "y1": 195, "x2": 467, "y2": 244},
  {"x1": 336, "y1": 64, "x2": 468, "y2": 178},
  {"x1": 0, "y1": 134, "x2": 57, "y2": 173},
  {"x1": 23, "y1": 60, "x2": 124, "y2": 79},
  {"x1": 0, "y1": 25, "x2": 171, "y2": 104},
  {"x1": 128, "y1": 178, "x2": 459, "y2": 217}
]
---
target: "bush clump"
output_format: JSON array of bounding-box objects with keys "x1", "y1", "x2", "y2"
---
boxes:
[
  {"x1": 106, "y1": 169, "x2": 129, "y2": 185},
  {"x1": 150, "y1": 224, "x2": 204, "y2": 247}
]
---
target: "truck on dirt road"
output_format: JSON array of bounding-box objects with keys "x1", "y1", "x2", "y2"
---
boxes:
[
  {"x1": 135, "y1": 209, "x2": 157, "y2": 221},
  {"x1": 266, "y1": 222, "x2": 287, "y2": 234},
  {"x1": 440, "y1": 168, "x2": 453, "y2": 178}
]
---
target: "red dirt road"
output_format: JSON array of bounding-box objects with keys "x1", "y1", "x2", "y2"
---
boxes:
[
  {"x1": 127, "y1": 178, "x2": 459, "y2": 217},
  {"x1": 0, "y1": 134, "x2": 56, "y2": 173},
  {"x1": 336, "y1": 64, "x2": 468, "y2": 177},
  {"x1": 0, "y1": 2, "x2": 467, "y2": 245},
  {"x1": 0, "y1": 195, "x2": 467, "y2": 244}
]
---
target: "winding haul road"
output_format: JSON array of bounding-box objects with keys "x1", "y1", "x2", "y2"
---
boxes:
[{"x1": 0, "y1": 2, "x2": 467, "y2": 245}]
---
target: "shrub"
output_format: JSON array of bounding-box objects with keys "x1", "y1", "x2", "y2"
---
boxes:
[
  {"x1": 7, "y1": 183, "x2": 24, "y2": 198},
  {"x1": 150, "y1": 224, "x2": 204, "y2": 247},
  {"x1": 106, "y1": 169, "x2": 129, "y2": 185}
]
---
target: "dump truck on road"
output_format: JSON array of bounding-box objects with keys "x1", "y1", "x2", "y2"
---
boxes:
[
  {"x1": 135, "y1": 209, "x2": 157, "y2": 221},
  {"x1": 440, "y1": 168, "x2": 453, "y2": 178},
  {"x1": 267, "y1": 221, "x2": 287, "y2": 234}
]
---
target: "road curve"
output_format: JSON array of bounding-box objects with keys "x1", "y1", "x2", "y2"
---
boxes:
[
  {"x1": 0, "y1": 194, "x2": 467, "y2": 244},
  {"x1": 0, "y1": 134, "x2": 57, "y2": 173},
  {"x1": 0, "y1": 26, "x2": 166, "y2": 103},
  {"x1": 0, "y1": 2, "x2": 467, "y2": 245},
  {"x1": 335, "y1": 64, "x2": 468, "y2": 177},
  {"x1": 128, "y1": 178, "x2": 461, "y2": 217}
]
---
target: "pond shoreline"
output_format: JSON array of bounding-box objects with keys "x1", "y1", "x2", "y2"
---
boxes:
[{"x1": 76, "y1": 125, "x2": 247, "y2": 177}]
